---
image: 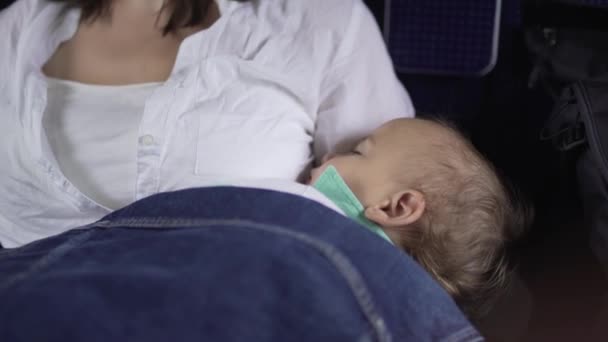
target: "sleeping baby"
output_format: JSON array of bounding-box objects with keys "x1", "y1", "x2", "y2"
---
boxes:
[{"x1": 308, "y1": 118, "x2": 530, "y2": 321}]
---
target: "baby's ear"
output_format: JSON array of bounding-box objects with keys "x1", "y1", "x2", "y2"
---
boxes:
[{"x1": 364, "y1": 190, "x2": 425, "y2": 227}]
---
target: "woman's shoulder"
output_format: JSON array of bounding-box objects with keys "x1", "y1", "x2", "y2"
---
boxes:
[
  {"x1": 251, "y1": 0, "x2": 368, "y2": 35},
  {"x1": 0, "y1": 0, "x2": 55, "y2": 64},
  {"x1": 0, "y1": 0, "x2": 57, "y2": 95},
  {"x1": 1, "y1": 0, "x2": 49, "y2": 22},
  {"x1": 1, "y1": 0, "x2": 33, "y2": 86}
]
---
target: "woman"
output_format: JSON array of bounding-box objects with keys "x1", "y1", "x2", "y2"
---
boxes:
[
  {"x1": 0, "y1": 2, "x2": 485, "y2": 340},
  {"x1": 0, "y1": 0, "x2": 412, "y2": 247}
]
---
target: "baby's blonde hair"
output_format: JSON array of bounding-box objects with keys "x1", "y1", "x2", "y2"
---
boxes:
[{"x1": 393, "y1": 119, "x2": 531, "y2": 322}]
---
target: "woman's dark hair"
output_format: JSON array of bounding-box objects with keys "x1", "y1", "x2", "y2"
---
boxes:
[{"x1": 49, "y1": 0, "x2": 247, "y2": 35}]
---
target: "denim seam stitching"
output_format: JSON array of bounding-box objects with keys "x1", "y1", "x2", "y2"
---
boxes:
[
  {"x1": 92, "y1": 217, "x2": 392, "y2": 342},
  {"x1": 0, "y1": 229, "x2": 96, "y2": 293}
]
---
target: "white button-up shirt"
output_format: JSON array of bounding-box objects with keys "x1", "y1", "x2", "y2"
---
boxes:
[{"x1": 0, "y1": 0, "x2": 413, "y2": 247}]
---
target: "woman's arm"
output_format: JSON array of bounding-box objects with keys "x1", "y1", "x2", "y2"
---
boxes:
[{"x1": 314, "y1": 0, "x2": 414, "y2": 161}]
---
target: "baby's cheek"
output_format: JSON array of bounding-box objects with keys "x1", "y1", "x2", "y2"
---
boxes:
[
  {"x1": 344, "y1": 175, "x2": 376, "y2": 206},
  {"x1": 349, "y1": 183, "x2": 369, "y2": 204},
  {"x1": 337, "y1": 171, "x2": 362, "y2": 194}
]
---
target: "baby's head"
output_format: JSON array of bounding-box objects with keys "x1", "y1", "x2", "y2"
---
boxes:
[{"x1": 310, "y1": 118, "x2": 530, "y2": 320}]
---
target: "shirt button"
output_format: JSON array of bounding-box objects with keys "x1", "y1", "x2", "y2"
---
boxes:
[{"x1": 140, "y1": 135, "x2": 155, "y2": 146}]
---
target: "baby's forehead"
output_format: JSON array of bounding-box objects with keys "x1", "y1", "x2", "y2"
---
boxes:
[
  {"x1": 377, "y1": 118, "x2": 460, "y2": 144},
  {"x1": 378, "y1": 119, "x2": 479, "y2": 173}
]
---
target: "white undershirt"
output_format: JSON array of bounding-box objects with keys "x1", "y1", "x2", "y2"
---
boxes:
[
  {"x1": 41, "y1": 77, "x2": 344, "y2": 214},
  {"x1": 43, "y1": 78, "x2": 162, "y2": 210}
]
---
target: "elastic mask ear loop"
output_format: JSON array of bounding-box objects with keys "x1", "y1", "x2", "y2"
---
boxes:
[{"x1": 313, "y1": 165, "x2": 393, "y2": 244}]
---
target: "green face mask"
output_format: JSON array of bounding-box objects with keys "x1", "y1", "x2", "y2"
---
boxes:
[{"x1": 313, "y1": 166, "x2": 394, "y2": 244}]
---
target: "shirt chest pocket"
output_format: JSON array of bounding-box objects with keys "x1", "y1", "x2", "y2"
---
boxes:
[
  {"x1": 179, "y1": 58, "x2": 315, "y2": 181},
  {"x1": 190, "y1": 100, "x2": 314, "y2": 182},
  {"x1": 195, "y1": 112, "x2": 278, "y2": 178}
]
